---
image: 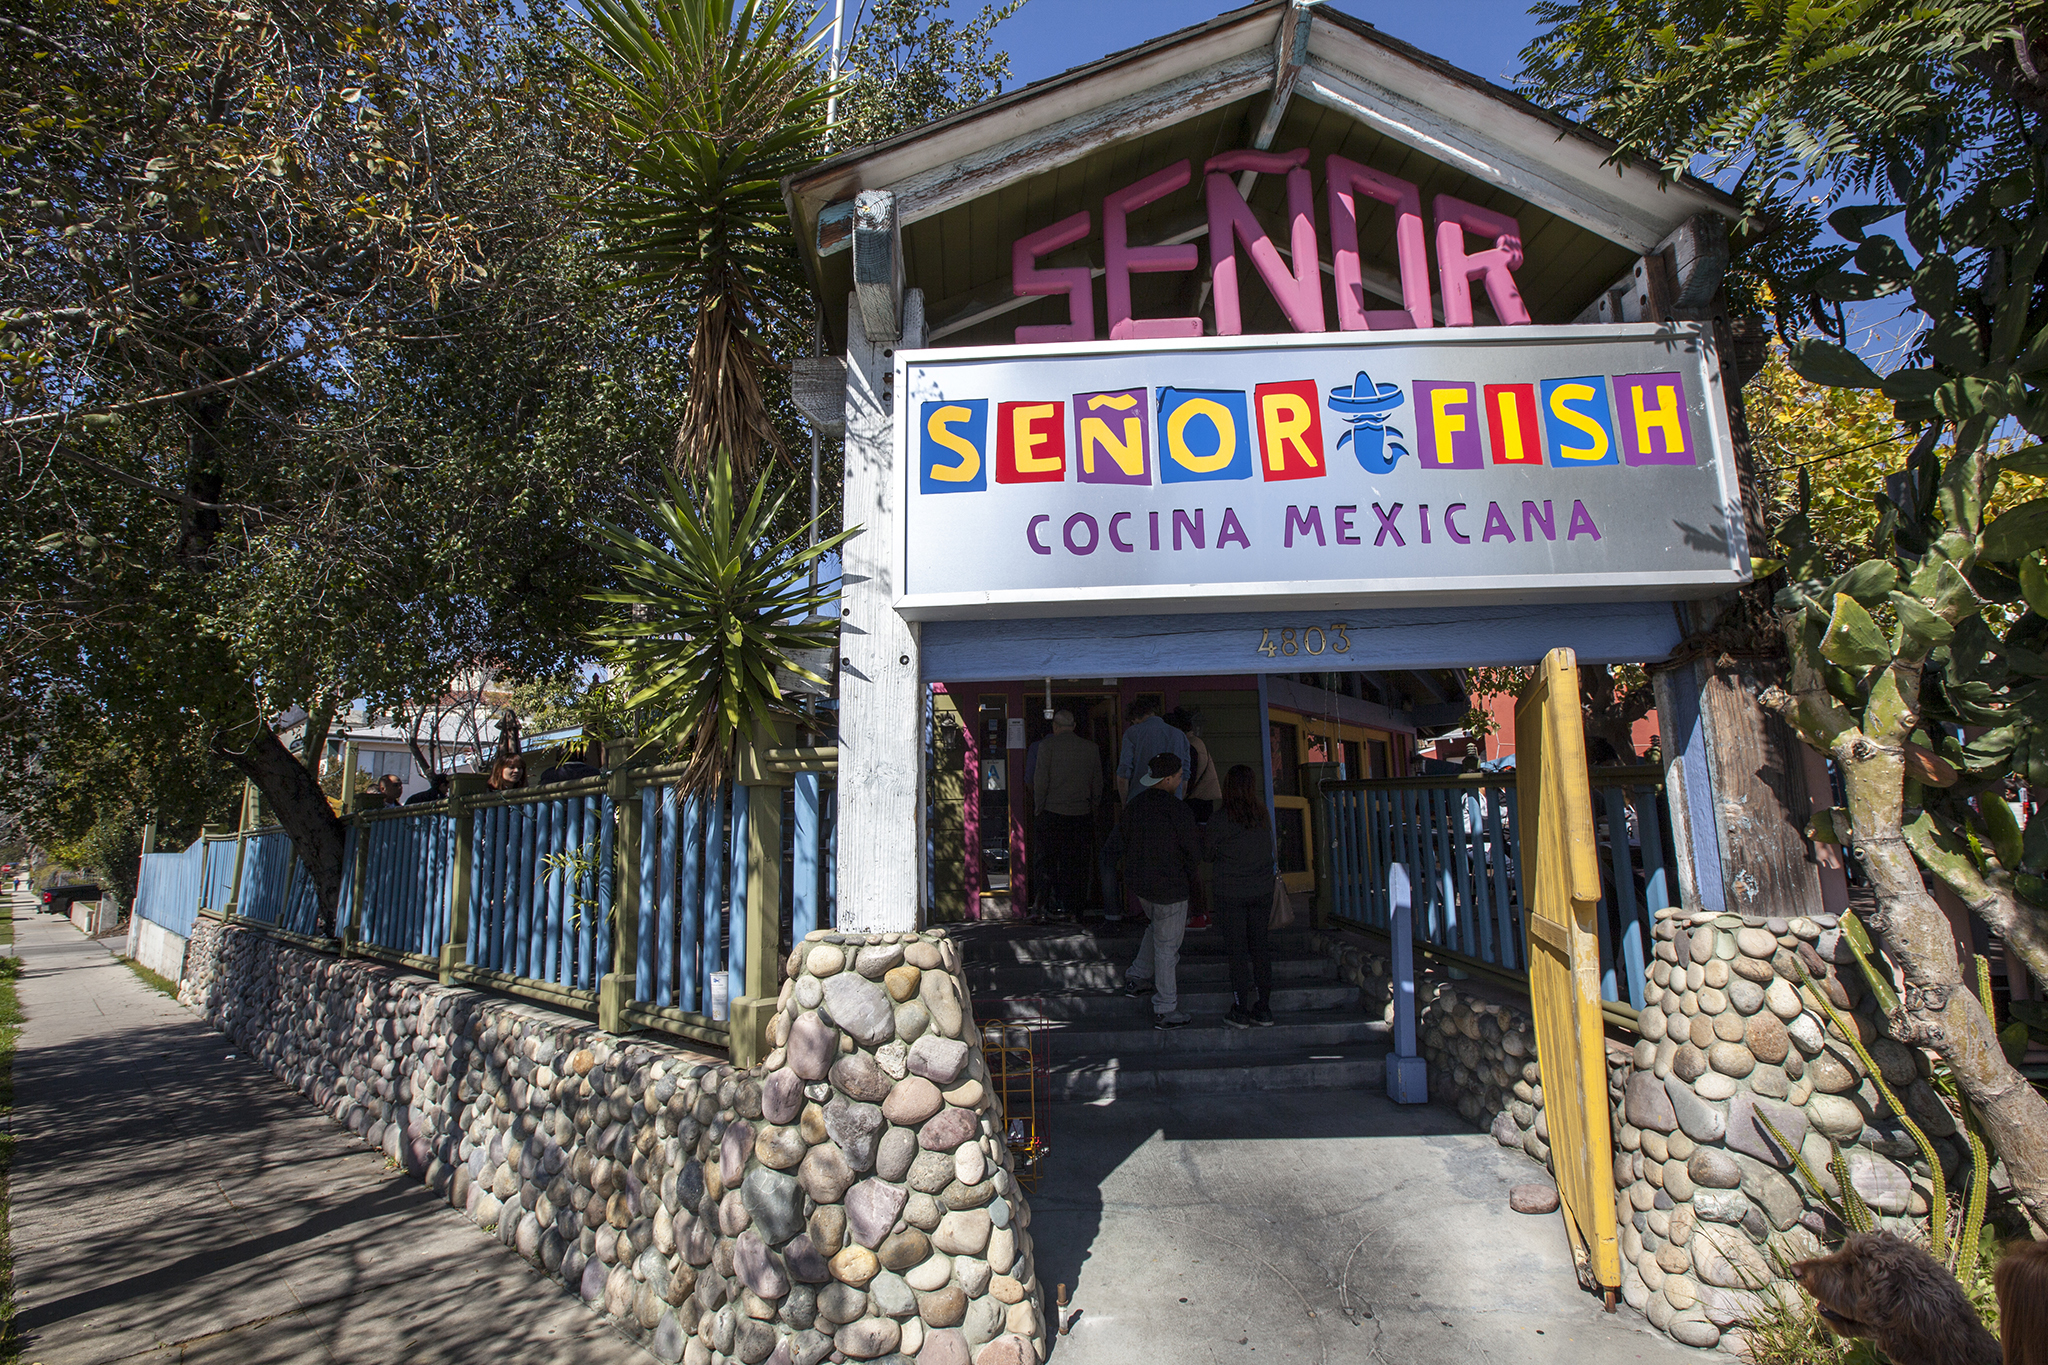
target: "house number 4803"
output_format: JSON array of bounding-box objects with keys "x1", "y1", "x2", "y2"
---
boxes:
[{"x1": 1257, "y1": 623, "x2": 1351, "y2": 657}]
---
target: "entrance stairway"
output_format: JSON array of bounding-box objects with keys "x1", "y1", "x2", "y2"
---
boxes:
[{"x1": 954, "y1": 921, "x2": 1390, "y2": 1101}]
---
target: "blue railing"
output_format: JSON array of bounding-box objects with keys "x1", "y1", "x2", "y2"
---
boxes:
[
  {"x1": 135, "y1": 838, "x2": 207, "y2": 938},
  {"x1": 1322, "y1": 766, "x2": 1672, "y2": 1009},
  {"x1": 356, "y1": 806, "x2": 459, "y2": 960},
  {"x1": 202, "y1": 836, "x2": 238, "y2": 911},
  {"x1": 467, "y1": 781, "x2": 612, "y2": 993},
  {"x1": 131, "y1": 751, "x2": 837, "y2": 1052},
  {"x1": 633, "y1": 782, "x2": 741, "y2": 1017},
  {"x1": 236, "y1": 830, "x2": 293, "y2": 924}
]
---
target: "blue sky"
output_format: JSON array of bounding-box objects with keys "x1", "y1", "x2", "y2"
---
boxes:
[{"x1": 991, "y1": 0, "x2": 1541, "y2": 91}]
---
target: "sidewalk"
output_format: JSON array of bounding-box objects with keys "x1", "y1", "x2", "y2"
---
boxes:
[{"x1": 6, "y1": 897, "x2": 655, "y2": 1364}]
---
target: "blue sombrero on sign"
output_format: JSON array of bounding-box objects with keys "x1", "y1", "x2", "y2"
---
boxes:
[{"x1": 1327, "y1": 370, "x2": 1408, "y2": 474}]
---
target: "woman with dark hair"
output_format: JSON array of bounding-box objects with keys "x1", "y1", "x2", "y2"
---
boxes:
[{"x1": 1204, "y1": 764, "x2": 1277, "y2": 1027}]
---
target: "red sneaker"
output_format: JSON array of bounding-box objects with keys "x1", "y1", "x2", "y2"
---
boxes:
[{"x1": 1187, "y1": 913, "x2": 1212, "y2": 931}]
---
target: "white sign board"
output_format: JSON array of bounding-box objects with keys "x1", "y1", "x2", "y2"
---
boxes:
[{"x1": 892, "y1": 323, "x2": 1747, "y2": 619}]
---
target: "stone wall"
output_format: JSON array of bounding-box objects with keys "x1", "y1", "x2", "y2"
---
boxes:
[
  {"x1": 1313, "y1": 911, "x2": 1948, "y2": 1354},
  {"x1": 1612, "y1": 905, "x2": 1953, "y2": 1349},
  {"x1": 182, "y1": 916, "x2": 1049, "y2": 1365}
]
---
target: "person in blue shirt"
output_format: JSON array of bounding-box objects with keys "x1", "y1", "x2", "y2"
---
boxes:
[{"x1": 1115, "y1": 697, "x2": 1189, "y2": 802}]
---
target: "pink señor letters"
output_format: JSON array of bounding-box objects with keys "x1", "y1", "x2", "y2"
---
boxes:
[{"x1": 1011, "y1": 150, "x2": 1536, "y2": 343}]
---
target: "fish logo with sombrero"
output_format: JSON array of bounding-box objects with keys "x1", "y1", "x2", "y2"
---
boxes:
[{"x1": 1328, "y1": 370, "x2": 1408, "y2": 475}]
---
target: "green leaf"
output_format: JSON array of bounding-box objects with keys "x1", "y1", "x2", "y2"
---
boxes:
[
  {"x1": 2021, "y1": 554, "x2": 2048, "y2": 615},
  {"x1": 1881, "y1": 368, "x2": 1943, "y2": 404},
  {"x1": 2001, "y1": 1019, "x2": 2031, "y2": 1066},
  {"x1": 1819, "y1": 592, "x2": 1892, "y2": 670},
  {"x1": 1854, "y1": 236, "x2": 1911, "y2": 282},
  {"x1": 1982, "y1": 498, "x2": 2048, "y2": 563},
  {"x1": 1938, "y1": 376, "x2": 2008, "y2": 423},
  {"x1": 1999, "y1": 444, "x2": 2048, "y2": 478},
  {"x1": 1828, "y1": 204, "x2": 1904, "y2": 243},
  {"x1": 1911, "y1": 255, "x2": 1960, "y2": 314},
  {"x1": 1888, "y1": 590, "x2": 1954, "y2": 655},
  {"x1": 1981, "y1": 787, "x2": 2024, "y2": 869},
  {"x1": 1789, "y1": 338, "x2": 1883, "y2": 389},
  {"x1": 1930, "y1": 313, "x2": 1988, "y2": 373},
  {"x1": 1832, "y1": 558, "x2": 1898, "y2": 606}
]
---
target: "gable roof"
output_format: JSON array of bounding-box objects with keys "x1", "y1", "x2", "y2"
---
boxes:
[{"x1": 787, "y1": 1, "x2": 1739, "y2": 346}]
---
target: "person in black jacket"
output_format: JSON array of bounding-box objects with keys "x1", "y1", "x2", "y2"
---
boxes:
[
  {"x1": 1205, "y1": 764, "x2": 1278, "y2": 1027},
  {"x1": 1110, "y1": 753, "x2": 1202, "y2": 1029}
]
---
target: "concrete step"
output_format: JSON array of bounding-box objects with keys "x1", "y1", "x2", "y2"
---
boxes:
[
  {"x1": 955, "y1": 924, "x2": 1324, "y2": 967},
  {"x1": 966, "y1": 956, "x2": 1327, "y2": 992},
  {"x1": 1047, "y1": 1045, "x2": 1388, "y2": 1102},
  {"x1": 964, "y1": 953, "x2": 1335, "y2": 995},
  {"x1": 977, "y1": 982, "x2": 1360, "y2": 1021},
  {"x1": 1024, "y1": 1011, "x2": 1388, "y2": 1057}
]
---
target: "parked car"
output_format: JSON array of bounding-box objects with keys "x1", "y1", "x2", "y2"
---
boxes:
[{"x1": 39, "y1": 881, "x2": 102, "y2": 915}]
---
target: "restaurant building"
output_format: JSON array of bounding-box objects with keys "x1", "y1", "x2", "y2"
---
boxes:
[{"x1": 780, "y1": 0, "x2": 1818, "y2": 939}]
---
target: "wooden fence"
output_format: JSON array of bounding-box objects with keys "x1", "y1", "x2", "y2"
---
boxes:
[{"x1": 132, "y1": 750, "x2": 838, "y2": 1060}]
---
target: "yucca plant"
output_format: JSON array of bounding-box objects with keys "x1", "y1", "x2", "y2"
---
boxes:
[
  {"x1": 574, "y1": 0, "x2": 835, "y2": 482},
  {"x1": 587, "y1": 450, "x2": 855, "y2": 792}
]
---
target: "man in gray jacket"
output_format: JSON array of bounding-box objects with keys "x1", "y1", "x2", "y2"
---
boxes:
[{"x1": 1031, "y1": 709, "x2": 1100, "y2": 920}]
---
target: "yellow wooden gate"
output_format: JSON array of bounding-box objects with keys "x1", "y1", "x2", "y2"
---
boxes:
[{"x1": 1515, "y1": 647, "x2": 1622, "y2": 1306}]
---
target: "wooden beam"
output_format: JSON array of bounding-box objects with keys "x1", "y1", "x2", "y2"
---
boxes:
[
  {"x1": 1240, "y1": 0, "x2": 1315, "y2": 195},
  {"x1": 853, "y1": 190, "x2": 902, "y2": 342},
  {"x1": 1570, "y1": 215, "x2": 1727, "y2": 326},
  {"x1": 836, "y1": 288, "x2": 927, "y2": 932},
  {"x1": 794, "y1": 9, "x2": 1284, "y2": 236},
  {"x1": 1296, "y1": 59, "x2": 1676, "y2": 254},
  {"x1": 883, "y1": 50, "x2": 1271, "y2": 230}
]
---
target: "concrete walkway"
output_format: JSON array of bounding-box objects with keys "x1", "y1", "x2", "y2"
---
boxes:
[
  {"x1": 1035, "y1": 1091, "x2": 1706, "y2": 1365},
  {"x1": 5, "y1": 897, "x2": 655, "y2": 1364}
]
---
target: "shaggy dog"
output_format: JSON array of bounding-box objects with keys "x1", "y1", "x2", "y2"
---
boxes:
[
  {"x1": 1997, "y1": 1238, "x2": 2048, "y2": 1365},
  {"x1": 1790, "y1": 1232, "x2": 2000, "y2": 1365}
]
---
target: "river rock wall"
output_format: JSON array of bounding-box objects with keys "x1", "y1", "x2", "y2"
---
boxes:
[
  {"x1": 1613, "y1": 905, "x2": 1954, "y2": 1349},
  {"x1": 182, "y1": 916, "x2": 1048, "y2": 1365}
]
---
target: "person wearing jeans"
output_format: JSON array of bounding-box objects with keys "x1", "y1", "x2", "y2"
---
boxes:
[
  {"x1": 1205, "y1": 764, "x2": 1278, "y2": 1027},
  {"x1": 1108, "y1": 753, "x2": 1203, "y2": 1028}
]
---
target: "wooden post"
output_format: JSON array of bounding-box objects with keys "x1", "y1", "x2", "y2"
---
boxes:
[
  {"x1": 226, "y1": 780, "x2": 255, "y2": 917},
  {"x1": 339, "y1": 740, "x2": 360, "y2": 815},
  {"x1": 441, "y1": 774, "x2": 488, "y2": 984},
  {"x1": 732, "y1": 743, "x2": 790, "y2": 1068},
  {"x1": 600, "y1": 767, "x2": 641, "y2": 1034},
  {"x1": 837, "y1": 285, "x2": 928, "y2": 932}
]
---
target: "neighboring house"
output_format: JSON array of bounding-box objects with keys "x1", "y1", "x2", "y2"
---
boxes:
[{"x1": 275, "y1": 698, "x2": 505, "y2": 802}]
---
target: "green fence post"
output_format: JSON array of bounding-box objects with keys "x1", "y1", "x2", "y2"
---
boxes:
[
  {"x1": 226, "y1": 780, "x2": 255, "y2": 918},
  {"x1": 731, "y1": 745, "x2": 789, "y2": 1069},
  {"x1": 441, "y1": 774, "x2": 488, "y2": 985},
  {"x1": 600, "y1": 767, "x2": 641, "y2": 1034}
]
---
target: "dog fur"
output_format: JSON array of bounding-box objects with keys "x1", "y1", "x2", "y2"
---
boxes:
[
  {"x1": 1996, "y1": 1238, "x2": 2048, "y2": 1365},
  {"x1": 1790, "y1": 1232, "x2": 2000, "y2": 1365}
]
